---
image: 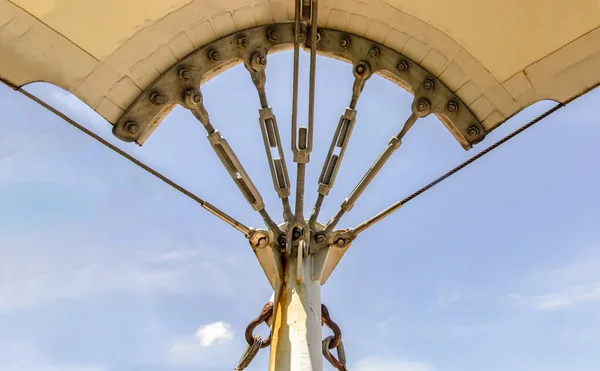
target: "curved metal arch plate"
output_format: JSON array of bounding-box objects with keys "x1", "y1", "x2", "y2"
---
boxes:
[{"x1": 113, "y1": 24, "x2": 485, "y2": 149}]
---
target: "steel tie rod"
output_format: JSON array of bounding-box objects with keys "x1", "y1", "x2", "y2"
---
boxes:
[
  {"x1": 286, "y1": 0, "x2": 319, "y2": 253},
  {"x1": 244, "y1": 52, "x2": 294, "y2": 222},
  {"x1": 18, "y1": 88, "x2": 253, "y2": 237},
  {"x1": 182, "y1": 88, "x2": 283, "y2": 235},
  {"x1": 351, "y1": 102, "x2": 566, "y2": 235},
  {"x1": 324, "y1": 97, "x2": 433, "y2": 235},
  {"x1": 309, "y1": 61, "x2": 372, "y2": 227},
  {"x1": 291, "y1": 0, "x2": 318, "y2": 220}
]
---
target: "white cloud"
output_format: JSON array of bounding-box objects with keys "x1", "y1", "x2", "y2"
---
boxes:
[
  {"x1": 196, "y1": 321, "x2": 233, "y2": 347},
  {"x1": 354, "y1": 357, "x2": 434, "y2": 371},
  {"x1": 169, "y1": 322, "x2": 234, "y2": 367},
  {"x1": 512, "y1": 281, "x2": 600, "y2": 310}
]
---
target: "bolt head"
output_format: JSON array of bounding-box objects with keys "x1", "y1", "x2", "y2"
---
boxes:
[
  {"x1": 397, "y1": 61, "x2": 408, "y2": 71},
  {"x1": 186, "y1": 90, "x2": 202, "y2": 105},
  {"x1": 447, "y1": 101, "x2": 458, "y2": 112},
  {"x1": 423, "y1": 79, "x2": 434, "y2": 90},
  {"x1": 267, "y1": 29, "x2": 279, "y2": 41},
  {"x1": 257, "y1": 237, "x2": 268, "y2": 247},
  {"x1": 237, "y1": 36, "x2": 249, "y2": 48},
  {"x1": 150, "y1": 93, "x2": 165, "y2": 105},
  {"x1": 208, "y1": 49, "x2": 220, "y2": 61},
  {"x1": 315, "y1": 234, "x2": 326, "y2": 244},
  {"x1": 336, "y1": 238, "x2": 345, "y2": 247},
  {"x1": 278, "y1": 235, "x2": 286, "y2": 246},
  {"x1": 354, "y1": 62, "x2": 370, "y2": 77},
  {"x1": 255, "y1": 54, "x2": 267, "y2": 66},
  {"x1": 414, "y1": 98, "x2": 432, "y2": 117},
  {"x1": 468, "y1": 125, "x2": 480, "y2": 137},
  {"x1": 178, "y1": 68, "x2": 192, "y2": 80},
  {"x1": 340, "y1": 37, "x2": 351, "y2": 48},
  {"x1": 368, "y1": 47, "x2": 380, "y2": 58},
  {"x1": 125, "y1": 121, "x2": 138, "y2": 135}
]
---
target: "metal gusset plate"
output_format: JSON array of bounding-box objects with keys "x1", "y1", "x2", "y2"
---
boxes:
[
  {"x1": 113, "y1": 24, "x2": 296, "y2": 144},
  {"x1": 314, "y1": 28, "x2": 485, "y2": 149},
  {"x1": 113, "y1": 24, "x2": 485, "y2": 149}
]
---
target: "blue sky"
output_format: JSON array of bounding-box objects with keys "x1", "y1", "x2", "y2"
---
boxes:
[{"x1": 1, "y1": 50, "x2": 600, "y2": 371}]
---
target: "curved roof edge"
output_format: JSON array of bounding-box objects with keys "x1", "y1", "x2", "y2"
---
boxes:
[{"x1": 1, "y1": 0, "x2": 600, "y2": 135}]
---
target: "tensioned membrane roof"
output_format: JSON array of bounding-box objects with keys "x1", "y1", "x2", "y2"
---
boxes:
[{"x1": 1, "y1": 0, "x2": 600, "y2": 136}]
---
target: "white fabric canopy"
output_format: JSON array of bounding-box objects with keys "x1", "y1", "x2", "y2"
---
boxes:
[{"x1": 1, "y1": 0, "x2": 599, "y2": 132}]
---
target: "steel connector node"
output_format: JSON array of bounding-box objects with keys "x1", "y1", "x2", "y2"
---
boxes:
[
  {"x1": 353, "y1": 61, "x2": 371, "y2": 82},
  {"x1": 285, "y1": 220, "x2": 311, "y2": 257},
  {"x1": 251, "y1": 52, "x2": 267, "y2": 70},
  {"x1": 184, "y1": 89, "x2": 202, "y2": 106},
  {"x1": 413, "y1": 97, "x2": 432, "y2": 117}
]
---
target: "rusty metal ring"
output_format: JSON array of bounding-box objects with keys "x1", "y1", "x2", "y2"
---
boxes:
[
  {"x1": 245, "y1": 301, "x2": 273, "y2": 348},
  {"x1": 322, "y1": 335, "x2": 347, "y2": 371},
  {"x1": 321, "y1": 304, "x2": 342, "y2": 349}
]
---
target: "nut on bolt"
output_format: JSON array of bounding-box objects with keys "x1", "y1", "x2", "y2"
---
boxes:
[
  {"x1": 254, "y1": 53, "x2": 267, "y2": 66},
  {"x1": 397, "y1": 60, "x2": 408, "y2": 71},
  {"x1": 414, "y1": 98, "x2": 432, "y2": 117},
  {"x1": 124, "y1": 121, "x2": 138, "y2": 135},
  {"x1": 185, "y1": 90, "x2": 202, "y2": 105},
  {"x1": 257, "y1": 237, "x2": 268, "y2": 248},
  {"x1": 355, "y1": 63, "x2": 367, "y2": 74},
  {"x1": 178, "y1": 68, "x2": 192, "y2": 80},
  {"x1": 208, "y1": 49, "x2": 220, "y2": 61},
  {"x1": 423, "y1": 79, "x2": 434, "y2": 90},
  {"x1": 468, "y1": 125, "x2": 480, "y2": 137},
  {"x1": 335, "y1": 238, "x2": 346, "y2": 247},
  {"x1": 237, "y1": 35, "x2": 249, "y2": 48},
  {"x1": 340, "y1": 37, "x2": 351, "y2": 48},
  {"x1": 150, "y1": 93, "x2": 165, "y2": 105},
  {"x1": 267, "y1": 29, "x2": 279, "y2": 41},
  {"x1": 447, "y1": 101, "x2": 458, "y2": 112},
  {"x1": 315, "y1": 234, "x2": 326, "y2": 245},
  {"x1": 368, "y1": 47, "x2": 380, "y2": 58}
]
